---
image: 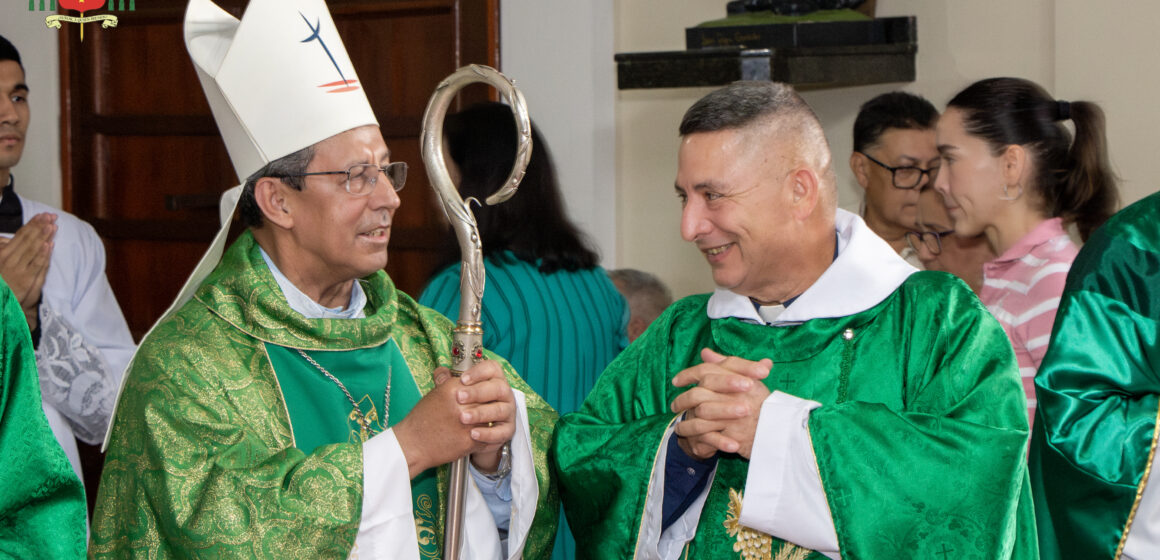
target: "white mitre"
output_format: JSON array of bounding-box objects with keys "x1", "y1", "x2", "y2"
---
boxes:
[
  {"x1": 104, "y1": 0, "x2": 379, "y2": 449},
  {"x1": 186, "y1": 0, "x2": 377, "y2": 179}
]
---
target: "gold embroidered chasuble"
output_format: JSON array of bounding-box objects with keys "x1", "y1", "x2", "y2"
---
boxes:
[{"x1": 89, "y1": 231, "x2": 558, "y2": 558}]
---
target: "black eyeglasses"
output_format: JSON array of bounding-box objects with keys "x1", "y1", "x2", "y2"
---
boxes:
[
  {"x1": 859, "y1": 152, "x2": 939, "y2": 189},
  {"x1": 905, "y1": 229, "x2": 955, "y2": 255},
  {"x1": 273, "y1": 161, "x2": 408, "y2": 196}
]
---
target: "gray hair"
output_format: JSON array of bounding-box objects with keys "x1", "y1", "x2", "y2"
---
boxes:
[
  {"x1": 238, "y1": 144, "x2": 316, "y2": 228},
  {"x1": 679, "y1": 81, "x2": 836, "y2": 209},
  {"x1": 609, "y1": 268, "x2": 673, "y2": 325},
  {"x1": 678, "y1": 81, "x2": 817, "y2": 135}
]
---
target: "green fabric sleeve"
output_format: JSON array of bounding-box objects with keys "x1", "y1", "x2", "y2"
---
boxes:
[
  {"x1": 809, "y1": 279, "x2": 1036, "y2": 559},
  {"x1": 555, "y1": 297, "x2": 705, "y2": 559},
  {"x1": 0, "y1": 279, "x2": 86, "y2": 559},
  {"x1": 1030, "y1": 193, "x2": 1160, "y2": 560},
  {"x1": 89, "y1": 308, "x2": 364, "y2": 559}
]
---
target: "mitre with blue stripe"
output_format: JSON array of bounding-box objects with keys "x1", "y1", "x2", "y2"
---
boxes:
[{"x1": 184, "y1": 0, "x2": 377, "y2": 181}]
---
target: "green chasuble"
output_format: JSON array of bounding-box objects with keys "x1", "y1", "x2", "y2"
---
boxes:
[
  {"x1": 1031, "y1": 191, "x2": 1160, "y2": 559},
  {"x1": 556, "y1": 272, "x2": 1038, "y2": 559},
  {"x1": 266, "y1": 340, "x2": 440, "y2": 556},
  {"x1": 90, "y1": 231, "x2": 558, "y2": 558},
  {"x1": 0, "y1": 277, "x2": 87, "y2": 558}
]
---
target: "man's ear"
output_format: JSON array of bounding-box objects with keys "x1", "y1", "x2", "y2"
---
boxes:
[
  {"x1": 253, "y1": 177, "x2": 294, "y2": 230},
  {"x1": 788, "y1": 167, "x2": 820, "y2": 221},
  {"x1": 850, "y1": 152, "x2": 870, "y2": 190}
]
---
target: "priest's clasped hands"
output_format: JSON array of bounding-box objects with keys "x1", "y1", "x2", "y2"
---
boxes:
[
  {"x1": 671, "y1": 348, "x2": 772, "y2": 461},
  {"x1": 393, "y1": 360, "x2": 516, "y2": 479}
]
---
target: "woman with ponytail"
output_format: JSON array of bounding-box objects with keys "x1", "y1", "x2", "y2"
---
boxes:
[{"x1": 932, "y1": 77, "x2": 1119, "y2": 423}]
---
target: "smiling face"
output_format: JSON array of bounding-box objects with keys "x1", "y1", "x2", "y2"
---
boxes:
[
  {"x1": 856, "y1": 127, "x2": 939, "y2": 236},
  {"x1": 933, "y1": 108, "x2": 1008, "y2": 238},
  {"x1": 0, "y1": 60, "x2": 29, "y2": 182},
  {"x1": 676, "y1": 127, "x2": 797, "y2": 303},
  {"x1": 280, "y1": 125, "x2": 400, "y2": 289}
]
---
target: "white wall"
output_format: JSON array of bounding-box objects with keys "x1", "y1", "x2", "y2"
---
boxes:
[
  {"x1": 613, "y1": 0, "x2": 1158, "y2": 299},
  {"x1": 500, "y1": 0, "x2": 617, "y2": 265},
  {"x1": 0, "y1": 7, "x2": 64, "y2": 208},
  {"x1": 5, "y1": 1, "x2": 1158, "y2": 294},
  {"x1": 1055, "y1": 0, "x2": 1157, "y2": 201}
]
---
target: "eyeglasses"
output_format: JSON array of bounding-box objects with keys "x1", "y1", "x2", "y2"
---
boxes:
[
  {"x1": 906, "y1": 229, "x2": 955, "y2": 255},
  {"x1": 273, "y1": 161, "x2": 408, "y2": 196},
  {"x1": 859, "y1": 152, "x2": 939, "y2": 189}
]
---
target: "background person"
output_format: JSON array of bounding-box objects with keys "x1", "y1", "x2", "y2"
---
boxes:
[
  {"x1": 849, "y1": 91, "x2": 941, "y2": 267},
  {"x1": 933, "y1": 76, "x2": 1119, "y2": 423},
  {"x1": 608, "y1": 268, "x2": 672, "y2": 342},
  {"x1": 907, "y1": 187, "x2": 995, "y2": 293},
  {"x1": 419, "y1": 101, "x2": 627, "y2": 560}
]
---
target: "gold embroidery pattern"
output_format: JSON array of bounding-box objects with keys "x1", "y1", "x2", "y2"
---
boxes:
[
  {"x1": 723, "y1": 488, "x2": 811, "y2": 560},
  {"x1": 346, "y1": 395, "x2": 385, "y2": 444},
  {"x1": 89, "y1": 233, "x2": 559, "y2": 558},
  {"x1": 415, "y1": 494, "x2": 438, "y2": 559}
]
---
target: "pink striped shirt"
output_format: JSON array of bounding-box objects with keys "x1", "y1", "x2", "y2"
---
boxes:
[{"x1": 980, "y1": 218, "x2": 1078, "y2": 426}]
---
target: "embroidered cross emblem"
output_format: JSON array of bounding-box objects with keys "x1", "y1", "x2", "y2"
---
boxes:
[{"x1": 830, "y1": 487, "x2": 851, "y2": 508}]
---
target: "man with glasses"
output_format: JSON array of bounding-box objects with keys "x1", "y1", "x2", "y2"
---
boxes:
[
  {"x1": 90, "y1": 0, "x2": 557, "y2": 557},
  {"x1": 907, "y1": 187, "x2": 995, "y2": 293},
  {"x1": 849, "y1": 91, "x2": 941, "y2": 267}
]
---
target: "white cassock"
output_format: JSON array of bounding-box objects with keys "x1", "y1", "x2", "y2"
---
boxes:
[{"x1": 17, "y1": 194, "x2": 136, "y2": 481}]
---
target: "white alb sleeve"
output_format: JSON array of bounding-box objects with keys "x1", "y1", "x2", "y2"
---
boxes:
[{"x1": 740, "y1": 391, "x2": 840, "y2": 559}]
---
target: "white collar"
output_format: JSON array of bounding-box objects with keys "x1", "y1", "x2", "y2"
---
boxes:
[
  {"x1": 259, "y1": 247, "x2": 367, "y2": 319},
  {"x1": 707, "y1": 209, "x2": 917, "y2": 326}
]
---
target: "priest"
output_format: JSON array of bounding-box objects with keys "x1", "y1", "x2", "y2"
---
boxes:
[
  {"x1": 89, "y1": 0, "x2": 556, "y2": 558},
  {"x1": 555, "y1": 82, "x2": 1037, "y2": 559},
  {"x1": 1031, "y1": 191, "x2": 1160, "y2": 559}
]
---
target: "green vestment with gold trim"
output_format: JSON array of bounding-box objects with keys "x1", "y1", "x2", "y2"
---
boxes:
[
  {"x1": 0, "y1": 277, "x2": 87, "y2": 558},
  {"x1": 89, "y1": 231, "x2": 558, "y2": 558},
  {"x1": 1031, "y1": 191, "x2": 1160, "y2": 559},
  {"x1": 556, "y1": 272, "x2": 1038, "y2": 559}
]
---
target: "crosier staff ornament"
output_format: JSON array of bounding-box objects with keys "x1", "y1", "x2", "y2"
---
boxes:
[{"x1": 420, "y1": 65, "x2": 531, "y2": 560}]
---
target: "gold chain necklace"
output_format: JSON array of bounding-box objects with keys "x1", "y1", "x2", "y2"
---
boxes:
[{"x1": 296, "y1": 349, "x2": 391, "y2": 441}]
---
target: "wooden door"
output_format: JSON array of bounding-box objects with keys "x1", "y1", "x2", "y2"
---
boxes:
[{"x1": 60, "y1": 0, "x2": 500, "y2": 341}]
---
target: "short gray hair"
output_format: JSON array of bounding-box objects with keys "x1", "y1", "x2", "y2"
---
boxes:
[
  {"x1": 238, "y1": 144, "x2": 316, "y2": 228},
  {"x1": 679, "y1": 81, "x2": 816, "y2": 135},
  {"x1": 679, "y1": 81, "x2": 836, "y2": 209},
  {"x1": 609, "y1": 268, "x2": 673, "y2": 324}
]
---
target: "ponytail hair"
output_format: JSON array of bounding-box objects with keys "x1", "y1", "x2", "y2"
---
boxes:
[{"x1": 947, "y1": 77, "x2": 1119, "y2": 240}]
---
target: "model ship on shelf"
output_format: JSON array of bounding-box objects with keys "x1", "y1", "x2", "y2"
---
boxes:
[{"x1": 615, "y1": 0, "x2": 916, "y2": 90}]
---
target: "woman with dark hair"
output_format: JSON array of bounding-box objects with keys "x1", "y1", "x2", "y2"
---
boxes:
[
  {"x1": 419, "y1": 102, "x2": 628, "y2": 560},
  {"x1": 933, "y1": 77, "x2": 1119, "y2": 423}
]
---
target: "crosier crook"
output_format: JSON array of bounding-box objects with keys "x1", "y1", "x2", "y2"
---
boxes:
[{"x1": 419, "y1": 65, "x2": 532, "y2": 560}]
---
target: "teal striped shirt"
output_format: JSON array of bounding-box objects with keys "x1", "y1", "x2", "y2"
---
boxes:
[
  {"x1": 419, "y1": 251, "x2": 628, "y2": 417},
  {"x1": 419, "y1": 252, "x2": 628, "y2": 560}
]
